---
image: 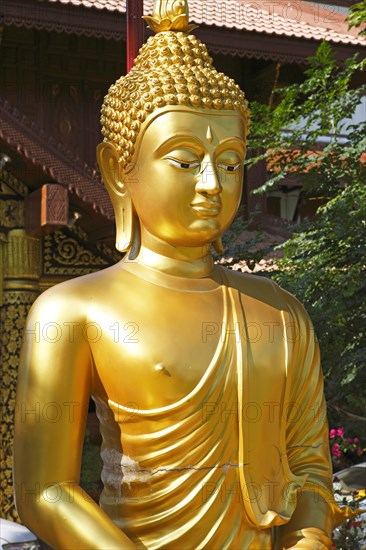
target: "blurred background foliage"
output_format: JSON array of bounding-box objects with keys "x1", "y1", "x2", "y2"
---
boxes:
[{"x1": 245, "y1": 38, "x2": 365, "y2": 433}]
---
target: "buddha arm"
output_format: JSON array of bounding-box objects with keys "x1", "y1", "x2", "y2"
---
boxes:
[
  {"x1": 13, "y1": 293, "x2": 136, "y2": 550},
  {"x1": 275, "y1": 292, "x2": 335, "y2": 550}
]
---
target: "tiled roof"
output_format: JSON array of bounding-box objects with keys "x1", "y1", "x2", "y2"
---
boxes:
[
  {"x1": 0, "y1": 98, "x2": 113, "y2": 220},
  {"x1": 43, "y1": 0, "x2": 365, "y2": 46}
]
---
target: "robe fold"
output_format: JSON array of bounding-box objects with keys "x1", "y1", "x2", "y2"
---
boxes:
[{"x1": 95, "y1": 269, "x2": 335, "y2": 549}]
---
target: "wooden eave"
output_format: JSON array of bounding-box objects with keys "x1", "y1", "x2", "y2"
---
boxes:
[{"x1": 0, "y1": 98, "x2": 114, "y2": 229}]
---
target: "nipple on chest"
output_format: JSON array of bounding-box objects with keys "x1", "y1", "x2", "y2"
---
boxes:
[{"x1": 154, "y1": 363, "x2": 171, "y2": 377}]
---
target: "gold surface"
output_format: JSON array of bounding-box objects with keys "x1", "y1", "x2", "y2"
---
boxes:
[
  {"x1": 0, "y1": 172, "x2": 32, "y2": 520},
  {"x1": 4, "y1": 230, "x2": 40, "y2": 281},
  {"x1": 1, "y1": 186, "x2": 42, "y2": 520},
  {"x1": 14, "y1": 1, "x2": 337, "y2": 548},
  {"x1": 100, "y1": 27, "x2": 249, "y2": 171},
  {"x1": 143, "y1": 0, "x2": 197, "y2": 33}
]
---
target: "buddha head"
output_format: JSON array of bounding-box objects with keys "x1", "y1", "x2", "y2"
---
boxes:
[{"x1": 97, "y1": 0, "x2": 250, "y2": 258}]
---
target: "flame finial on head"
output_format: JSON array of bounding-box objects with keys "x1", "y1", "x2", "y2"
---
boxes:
[{"x1": 143, "y1": 0, "x2": 198, "y2": 34}]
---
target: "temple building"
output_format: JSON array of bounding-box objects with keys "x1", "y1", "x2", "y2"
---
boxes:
[{"x1": 0, "y1": 0, "x2": 364, "y2": 521}]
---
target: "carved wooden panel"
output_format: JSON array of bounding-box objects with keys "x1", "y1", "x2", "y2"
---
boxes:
[
  {"x1": 43, "y1": 224, "x2": 120, "y2": 277},
  {"x1": 1, "y1": 26, "x2": 123, "y2": 168},
  {"x1": 25, "y1": 184, "x2": 69, "y2": 235},
  {"x1": 45, "y1": 81, "x2": 82, "y2": 152}
]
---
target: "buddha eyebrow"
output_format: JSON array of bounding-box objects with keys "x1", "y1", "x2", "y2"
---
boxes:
[
  {"x1": 154, "y1": 133, "x2": 204, "y2": 155},
  {"x1": 154, "y1": 134, "x2": 245, "y2": 156},
  {"x1": 216, "y1": 137, "x2": 246, "y2": 154},
  {"x1": 219, "y1": 137, "x2": 246, "y2": 146}
]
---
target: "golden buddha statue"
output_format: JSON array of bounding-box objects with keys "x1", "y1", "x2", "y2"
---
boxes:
[{"x1": 14, "y1": 1, "x2": 340, "y2": 548}]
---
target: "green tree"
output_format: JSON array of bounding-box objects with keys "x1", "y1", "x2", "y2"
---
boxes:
[
  {"x1": 246, "y1": 41, "x2": 366, "y2": 425},
  {"x1": 247, "y1": 42, "x2": 365, "y2": 198},
  {"x1": 277, "y1": 183, "x2": 366, "y2": 423},
  {"x1": 347, "y1": 0, "x2": 366, "y2": 36}
]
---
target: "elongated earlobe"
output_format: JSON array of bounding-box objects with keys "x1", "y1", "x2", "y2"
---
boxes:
[
  {"x1": 97, "y1": 142, "x2": 140, "y2": 254},
  {"x1": 213, "y1": 238, "x2": 224, "y2": 255}
]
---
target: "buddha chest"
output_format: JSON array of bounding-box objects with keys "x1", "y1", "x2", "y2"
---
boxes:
[{"x1": 89, "y1": 273, "x2": 228, "y2": 409}]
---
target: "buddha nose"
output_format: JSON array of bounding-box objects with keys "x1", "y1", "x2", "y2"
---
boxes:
[{"x1": 195, "y1": 161, "x2": 221, "y2": 195}]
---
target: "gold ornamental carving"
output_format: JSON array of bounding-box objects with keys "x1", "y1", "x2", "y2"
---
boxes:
[
  {"x1": 0, "y1": 169, "x2": 28, "y2": 198},
  {"x1": 0, "y1": 201, "x2": 24, "y2": 228},
  {"x1": 1, "y1": 174, "x2": 40, "y2": 524},
  {"x1": 43, "y1": 226, "x2": 120, "y2": 277},
  {"x1": 51, "y1": 231, "x2": 103, "y2": 266},
  {"x1": 4, "y1": 230, "x2": 41, "y2": 282},
  {"x1": 1, "y1": 290, "x2": 38, "y2": 521}
]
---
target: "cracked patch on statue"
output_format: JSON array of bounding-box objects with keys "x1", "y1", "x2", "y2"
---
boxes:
[
  {"x1": 138, "y1": 461, "x2": 247, "y2": 476},
  {"x1": 288, "y1": 441, "x2": 325, "y2": 450},
  {"x1": 101, "y1": 448, "x2": 246, "y2": 487},
  {"x1": 101, "y1": 448, "x2": 153, "y2": 490}
]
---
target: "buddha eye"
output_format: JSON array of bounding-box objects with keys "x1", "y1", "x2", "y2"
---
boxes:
[
  {"x1": 165, "y1": 157, "x2": 201, "y2": 170},
  {"x1": 217, "y1": 162, "x2": 242, "y2": 173}
]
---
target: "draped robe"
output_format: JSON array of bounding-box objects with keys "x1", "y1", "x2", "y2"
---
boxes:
[{"x1": 95, "y1": 268, "x2": 335, "y2": 549}]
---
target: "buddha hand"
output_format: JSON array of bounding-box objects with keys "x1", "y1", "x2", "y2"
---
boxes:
[{"x1": 281, "y1": 527, "x2": 332, "y2": 549}]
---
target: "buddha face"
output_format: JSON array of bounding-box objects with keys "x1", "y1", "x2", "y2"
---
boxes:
[{"x1": 124, "y1": 107, "x2": 246, "y2": 249}]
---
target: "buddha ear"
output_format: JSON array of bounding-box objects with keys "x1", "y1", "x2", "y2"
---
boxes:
[
  {"x1": 97, "y1": 141, "x2": 125, "y2": 197},
  {"x1": 97, "y1": 142, "x2": 135, "y2": 253}
]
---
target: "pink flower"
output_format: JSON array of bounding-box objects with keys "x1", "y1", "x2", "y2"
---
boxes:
[
  {"x1": 353, "y1": 437, "x2": 359, "y2": 443},
  {"x1": 346, "y1": 438, "x2": 352, "y2": 444},
  {"x1": 356, "y1": 447, "x2": 363, "y2": 456},
  {"x1": 329, "y1": 429, "x2": 337, "y2": 439},
  {"x1": 337, "y1": 427, "x2": 344, "y2": 438},
  {"x1": 332, "y1": 443, "x2": 342, "y2": 458},
  {"x1": 349, "y1": 521, "x2": 362, "y2": 528}
]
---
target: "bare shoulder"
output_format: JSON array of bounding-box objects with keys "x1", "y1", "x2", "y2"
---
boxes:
[{"x1": 27, "y1": 262, "x2": 125, "y2": 325}]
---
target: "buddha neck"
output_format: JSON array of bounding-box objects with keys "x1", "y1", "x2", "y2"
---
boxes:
[{"x1": 131, "y1": 245, "x2": 214, "y2": 278}]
